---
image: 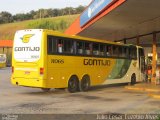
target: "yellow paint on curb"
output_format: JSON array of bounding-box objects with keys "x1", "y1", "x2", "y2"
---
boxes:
[
  {"x1": 125, "y1": 84, "x2": 160, "y2": 99},
  {"x1": 125, "y1": 86, "x2": 144, "y2": 91},
  {"x1": 125, "y1": 86, "x2": 160, "y2": 92},
  {"x1": 145, "y1": 88, "x2": 160, "y2": 92},
  {"x1": 148, "y1": 94, "x2": 160, "y2": 99}
]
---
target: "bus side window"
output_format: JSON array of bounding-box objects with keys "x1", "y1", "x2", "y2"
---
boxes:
[
  {"x1": 129, "y1": 47, "x2": 137, "y2": 59},
  {"x1": 84, "y1": 42, "x2": 92, "y2": 55},
  {"x1": 113, "y1": 46, "x2": 119, "y2": 57},
  {"x1": 118, "y1": 47, "x2": 123, "y2": 57},
  {"x1": 93, "y1": 43, "x2": 99, "y2": 56},
  {"x1": 72, "y1": 41, "x2": 77, "y2": 54},
  {"x1": 47, "y1": 35, "x2": 56, "y2": 54},
  {"x1": 63, "y1": 40, "x2": 74, "y2": 54},
  {"x1": 57, "y1": 39, "x2": 63, "y2": 53},
  {"x1": 77, "y1": 41, "x2": 83, "y2": 54},
  {"x1": 122, "y1": 47, "x2": 129, "y2": 58},
  {"x1": 100, "y1": 44, "x2": 105, "y2": 56},
  {"x1": 106, "y1": 45, "x2": 112, "y2": 57}
]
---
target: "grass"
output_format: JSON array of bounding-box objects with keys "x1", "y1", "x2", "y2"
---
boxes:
[{"x1": 0, "y1": 14, "x2": 79, "y2": 40}]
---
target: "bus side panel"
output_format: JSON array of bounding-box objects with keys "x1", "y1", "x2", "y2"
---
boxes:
[
  {"x1": 46, "y1": 55, "x2": 116, "y2": 88},
  {"x1": 102, "y1": 59, "x2": 140, "y2": 84},
  {"x1": 108, "y1": 59, "x2": 131, "y2": 79}
]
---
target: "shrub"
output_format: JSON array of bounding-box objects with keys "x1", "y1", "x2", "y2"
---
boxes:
[{"x1": 27, "y1": 19, "x2": 68, "y2": 32}]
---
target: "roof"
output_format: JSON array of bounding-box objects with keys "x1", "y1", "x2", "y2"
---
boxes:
[
  {"x1": 14, "y1": 29, "x2": 119, "y2": 45},
  {"x1": 65, "y1": 0, "x2": 160, "y2": 44},
  {"x1": 0, "y1": 40, "x2": 13, "y2": 47}
]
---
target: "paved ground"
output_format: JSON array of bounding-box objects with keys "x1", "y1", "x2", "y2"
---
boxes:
[
  {"x1": 125, "y1": 83, "x2": 160, "y2": 98},
  {"x1": 0, "y1": 67, "x2": 160, "y2": 119}
]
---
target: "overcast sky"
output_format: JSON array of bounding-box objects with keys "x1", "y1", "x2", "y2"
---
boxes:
[{"x1": 0, "y1": 0, "x2": 92, "y2": 15}]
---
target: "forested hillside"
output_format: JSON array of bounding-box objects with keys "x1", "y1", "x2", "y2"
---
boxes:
[{"x1": 0, "y1": 14, "x2": 79, "y2": 40}]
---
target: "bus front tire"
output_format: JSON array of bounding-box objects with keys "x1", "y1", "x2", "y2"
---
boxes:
[
  {"x1": 80, "y1": 75, "x2": 90, "y2": 92},
  {"x1": 41, "y1": 88, "x2": 51, "y2": 92},
  {"x1": 68, "y1": 76, "x2": 79, "y2": 93},
  {"x1": 131, "y1": 73, "x2": 136, "y2": 85}
]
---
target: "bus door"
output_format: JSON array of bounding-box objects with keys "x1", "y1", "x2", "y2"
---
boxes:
[{"x1": 138, "y1": 48, "x2": 145, "y2": 81}]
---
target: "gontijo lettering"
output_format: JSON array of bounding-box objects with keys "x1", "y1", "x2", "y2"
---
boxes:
[
  {"x1": 84, "y1": 59, "x2": 111, "y2": 66},
  {"x1": 14, "y1": 47, "x2": 40, "y2": 51}
]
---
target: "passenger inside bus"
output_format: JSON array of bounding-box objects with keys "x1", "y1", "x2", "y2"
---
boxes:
[
  {"x1": 85, "y1": 48, "x2": 91, "y2": 55},
  {"x1": 57, "y1": 39, "x2": 63, "y2": 53},
  {"x1": 77, "y1": 42, "x2": 83, "y2": 54},
  {"x1": 106, "y1": 46, "x2": 112, "y2": 56},
  {"x1": 100, "y1": 45, "x2": 105, "y2": 56},
  {"x1": 85, "y1": 43, "x2": 92, "y2": 55},
  {"x1": 70, "y1": 41, "x2": 76, "y2": 54},
  {"x1": 58, "y1": 44, "x2": 63, "y2": 53},
  {"x1": 93, "y1": 43, "x2": 99, "y2": 56}
]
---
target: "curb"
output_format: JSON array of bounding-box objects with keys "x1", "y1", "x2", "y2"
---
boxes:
[
  {"x1": 125, "y1": 85, "x2": 160, "y2": 99},
  {"x1": 125, "y1": 86, "x2": 160, "y2": 92},
  {"x1": 125, "y1": 86, "x2": 144, "y2": 91},
  {"x1": 145, "y1": 88, "x2": 160, "y2": 92},
  {"x1": 148, "y1": 94, "x2": 160, "y2": 99}
]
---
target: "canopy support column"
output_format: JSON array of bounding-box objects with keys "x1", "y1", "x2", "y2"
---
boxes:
[{"x1": 152, "y1": 32, "x2": 157, "y2": 84}]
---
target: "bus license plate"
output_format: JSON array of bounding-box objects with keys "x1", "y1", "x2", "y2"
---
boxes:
[{"x1": 25, "y1": 71, "x2": 30, "y2": 74}]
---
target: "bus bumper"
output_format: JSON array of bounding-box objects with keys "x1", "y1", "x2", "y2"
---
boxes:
[
  {"x1": 11, "y1": 77, "x2": 46, "y2": 88},
  {"x1": 0, "y1": 63, "x2": 6, "y2": 68}
]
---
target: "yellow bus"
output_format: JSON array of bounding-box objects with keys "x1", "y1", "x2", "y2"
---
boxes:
[
  {"x1": 0, "y1": 54, "x2": 6, "y2": 68},
  {"x1": 11, "y1": 29, "x2": 145, "y2": 92}
]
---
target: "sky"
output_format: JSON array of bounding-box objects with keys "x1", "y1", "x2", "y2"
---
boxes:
[{"x1": 0, "y1": 0, "x2": 92, "y2": 15}]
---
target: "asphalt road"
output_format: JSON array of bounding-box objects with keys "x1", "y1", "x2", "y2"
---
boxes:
[{"x1": 0, "y1": 67, "x2": 160, "y2": 119}]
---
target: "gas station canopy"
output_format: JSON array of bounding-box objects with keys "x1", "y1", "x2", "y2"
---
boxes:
[
  {"x1": 65, "y1": 0, "x2": 160, "y2": 43},
  {"x1": 0, "y1": 40, "x2": 13, "y2": 47}
]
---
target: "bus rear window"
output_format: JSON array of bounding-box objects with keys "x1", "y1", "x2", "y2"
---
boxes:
[{"x1": 13, "y1": 30, "x2": 42, "y2": 62}]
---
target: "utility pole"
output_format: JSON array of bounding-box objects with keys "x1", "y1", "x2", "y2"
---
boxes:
[
  {"x1": 68, "y1": 0, "x2": 71, "y2": 15},
  {"x1": 40, "y1": 9, "x2": 43, "y2": 19}
]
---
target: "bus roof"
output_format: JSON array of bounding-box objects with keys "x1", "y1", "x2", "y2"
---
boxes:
[{"x1": 16, "y1": 29, "x2": 139, "y2": 47}]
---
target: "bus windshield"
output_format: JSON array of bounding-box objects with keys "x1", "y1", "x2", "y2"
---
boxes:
[{"x1": 13, "y1": 30, "x2": 42, "y2": 62}]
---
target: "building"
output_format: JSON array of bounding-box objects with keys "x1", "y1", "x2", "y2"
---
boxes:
[{"x1": 65, "y1": 0, "x2": 160, "y2": 83}]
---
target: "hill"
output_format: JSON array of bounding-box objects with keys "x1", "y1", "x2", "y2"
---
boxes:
[{"x1": 0, "y1": 14, "x2": 79, "y2": 40}]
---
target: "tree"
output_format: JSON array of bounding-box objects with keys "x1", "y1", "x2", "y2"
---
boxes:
[
  {"x1": 0, "y1": 5, "x2": 86, "y2": 24},
  {"x1": 76, "y1": 5, "x2": 85, "y2": 14},
  {"x1": 29, "y1": 10, "x2": 36, "y2": 19},
  {"x1": 0, "y1": 11, "x2": 13, "y2": 24}
]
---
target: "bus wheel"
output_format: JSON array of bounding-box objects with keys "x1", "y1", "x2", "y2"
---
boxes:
[
  {"x1": 131, "y1": 74, "x2": 136, "y2": 85},
  {"x1": 41, "y1": 88, "x2": 50, "y2": 92},
  {"x1": 80, "y1": 75, "x2": 90, "y2": 92},
  {"x1": 68, "y1": 76, "x2": 79, "y2": 93}
]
